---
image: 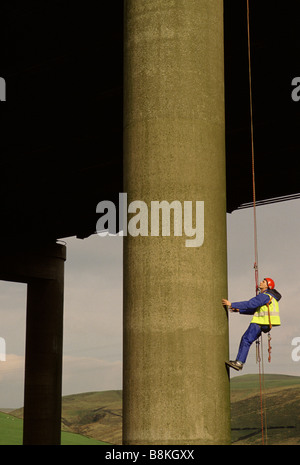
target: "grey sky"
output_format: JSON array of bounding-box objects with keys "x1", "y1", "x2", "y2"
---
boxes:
[
  {"x1": 1, "y1": 199, "x2": 300, "y2": 407},
  {"x1": 0, "y1": 234, "x2": 123, "y2": 408},
  {"x1": 227, "y1": 199, "x2": 300, "y2": 378}
]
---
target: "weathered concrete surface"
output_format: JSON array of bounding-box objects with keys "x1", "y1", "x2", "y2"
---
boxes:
[{"x1": 123, "y1": 0, "x2": 230, "y2": 445}]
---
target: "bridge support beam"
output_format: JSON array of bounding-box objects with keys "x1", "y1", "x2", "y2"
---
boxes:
[
  {"x1": 123, "y1": 0, "x2": 230, "y2": 445},
  {"x1": 0, "y1": 241, "x2": 66, "y2": 445}
]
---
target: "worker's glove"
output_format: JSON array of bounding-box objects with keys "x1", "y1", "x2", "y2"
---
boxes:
[{"x1": 229, "y1": 307, "x2": 239, "y2": 313}]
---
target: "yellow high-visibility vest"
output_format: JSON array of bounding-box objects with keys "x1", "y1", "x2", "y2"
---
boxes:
[{"x1": 251, "y1": 293, "x2": 281, "y2": 326}]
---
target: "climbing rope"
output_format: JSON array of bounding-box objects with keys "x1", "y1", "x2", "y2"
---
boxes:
[
  {"x1": 256, "y1": 340, "x2": 265, "y2": 444},
  {"x1": 261, "y1": 338, "x2": 268, "y2": 444},
  {"x1": 246, "y1": 0, "x2": 259, "y2": 296},
  {"x1": 256, "y1": 339, "x2": 269, "y2": 445},
  {"x1": 246, "y1": 0, "x2": 268, "y2": 445}
]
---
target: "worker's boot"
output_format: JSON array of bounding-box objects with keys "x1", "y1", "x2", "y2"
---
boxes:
[{"x1": 225, "y1": 360, "x2": 243, "y2": 371}]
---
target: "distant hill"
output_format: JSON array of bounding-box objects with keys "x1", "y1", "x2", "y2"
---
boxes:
[
  {"x1": 4, "y1": 374, "x2": 300, "y2": 445},
  {"x1": 230, "y1": 374, "x2": 300, "y2": 445},
  {"x1": 61, "y1": 390, "x2": 122, "y2": 445},
  {"x1": 11, "y1": 389, "x2": 122, "y2": 445}
]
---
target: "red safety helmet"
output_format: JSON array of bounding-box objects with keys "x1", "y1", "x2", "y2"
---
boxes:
[{"x1": 265, "y1": 277, "x2": 275, "y2": 290}]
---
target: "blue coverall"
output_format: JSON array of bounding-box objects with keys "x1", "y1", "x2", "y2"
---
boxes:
[{"x1": 231, "y1": 292, "x2": 273, "y2": 364}]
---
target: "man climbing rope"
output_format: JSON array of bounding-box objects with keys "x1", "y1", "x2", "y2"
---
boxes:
[{"x1": 222, "y1": 278, "x2": 281, "y2": 371}]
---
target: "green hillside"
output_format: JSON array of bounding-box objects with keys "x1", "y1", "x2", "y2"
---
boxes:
[
  {"x1": 230, "y1": 374, "x2": 300, "y2": 445},
  {"x1": 231, "y1": 373, "x2": 300, "y2": 394},
  {"x1": 8, "y1": 390, "x2": 122, "y2": 446},
  {"x1": 0, "y1": 411, "x2": 107, "y2": 445},
  {"x1": 61, "y1": 390, "x2": 122, "y2": 445},
  {"x1": 1, "y1": 375, "x2": 300, "y2": 445}
]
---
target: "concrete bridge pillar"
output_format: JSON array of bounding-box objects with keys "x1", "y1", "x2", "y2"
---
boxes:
[
  {"x1": 0, "y1": 241, "x2": 66, "y2": 445},
  {"x1": 123, "y1": 0, "x2": 230, "y2": 445}
]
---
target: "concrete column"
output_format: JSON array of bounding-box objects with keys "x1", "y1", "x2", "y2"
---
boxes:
[
  {"x1": 0, "y1": 241, "x2": 66, "y2": 445},
  {"x1": 123, "y1": 0, "x2": 230, "y2": 445},
  {"x1": 23, "y1": 244, "x2": 66, "y2": 445}
]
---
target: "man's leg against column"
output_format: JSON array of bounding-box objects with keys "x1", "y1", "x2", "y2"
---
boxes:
[
  {"x1": 226, "y1": 323, "x2": 262, "y2": 371},
  {"x1": 236, "y1": 323, "x2": 262, "y2": 364}
]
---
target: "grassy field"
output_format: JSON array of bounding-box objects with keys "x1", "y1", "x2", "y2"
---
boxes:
[
  {"x1": 230, "y1": 374, "x2": 300, "y2": 445},
  {"x1": 0, "y1": 411, "x2": 107, "y2": 445},
  {"x1": 0, "y1": 412, "x2": 23, "y2": 445}
]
